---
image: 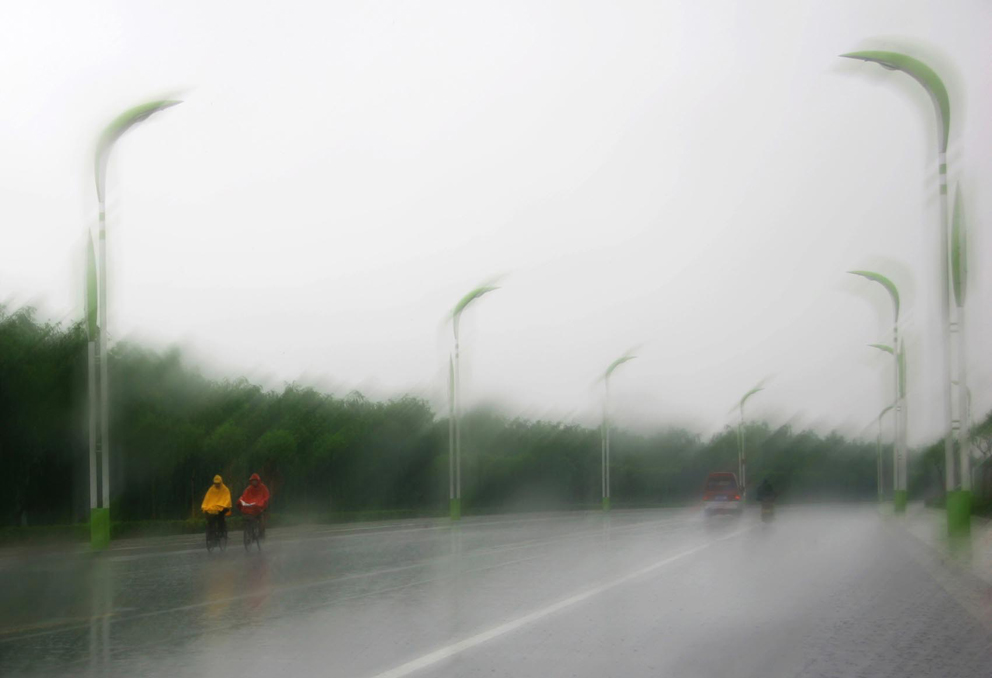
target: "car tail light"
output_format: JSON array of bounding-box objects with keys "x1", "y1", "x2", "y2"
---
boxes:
[
  {"x1": 703, "y1": 494, "x2": 711, "y2": 501},
  {"x1": 733, "y1": 494, "x2": 740, "y2": 500}
]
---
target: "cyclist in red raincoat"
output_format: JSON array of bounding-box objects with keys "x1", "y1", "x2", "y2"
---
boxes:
[{"x1": 238, "y1": 473, "x2": 270, "y2": 538}]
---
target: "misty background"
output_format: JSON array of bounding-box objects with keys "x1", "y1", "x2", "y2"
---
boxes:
[{"x1": 2, "y1": 0, "x2": 991, "y2": 444}]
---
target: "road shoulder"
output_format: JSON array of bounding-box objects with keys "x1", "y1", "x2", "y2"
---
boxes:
[{"x1": 886, "y1": 505, "x2": 992, "y2": 632}]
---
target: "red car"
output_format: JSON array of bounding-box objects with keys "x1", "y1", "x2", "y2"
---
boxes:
[{"x1": 702, "y1": 472, "x2": 743, "y2": 516}]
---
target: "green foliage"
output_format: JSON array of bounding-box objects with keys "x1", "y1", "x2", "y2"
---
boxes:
[
  {"x1": 1, "y1": 307, "x2": 892, "y2": 527},
  {"x1": 972, "y1": 409, "x2": 992, "y2": 459},
  {"x1": 0, "y1": 306, "x2": 86, "y2": 526}
]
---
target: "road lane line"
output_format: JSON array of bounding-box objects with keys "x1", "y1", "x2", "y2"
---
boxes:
[{"x1": 365, "y1": 527, "x2": 751, "y2": 678}]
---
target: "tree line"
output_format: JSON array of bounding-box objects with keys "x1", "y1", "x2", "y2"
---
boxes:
[{"x1": 4, "y1": 304, "x2": 982, "y2": 527}]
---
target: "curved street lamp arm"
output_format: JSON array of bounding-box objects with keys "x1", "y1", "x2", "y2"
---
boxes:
[
  {"x1": 452, "y1": 285, "x2": 499, "y2": 320},
  {"x1": 840, "y1": 50, "x2": 950, "y2": 152},
  {"x1": 848, "y1": 270, "x2": 900, "y2": 321},
  {"x1": 869, "y1": 343, "x2": 895, "y2": 355},
  {"x1": 605, "y1": 354, "x2": 636, "y2": 380},
  {"x1": 95, "y1": 99, "x2": 183, "y2": 201},
  {"x1": 740, "y1": 386, "x2": 763, "y2": 410}
]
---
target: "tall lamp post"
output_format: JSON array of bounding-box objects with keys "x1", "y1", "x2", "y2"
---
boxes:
[
  {"x1": 841, "y1": 49, "x2": 971, "y2": 536},
  {"x1": 89, "y1": 99, "x2": 181, "y2": 549},
  {"x1": 869, "y1": 342, "x2": 907, "y2": 509},
  {"x1": 448, "y1": 283, "x2": 498, "y2": 520},
  {"x1": 737, "y1": 386, "x2": 763, "y2": 494},
  {"x1": 601, "y1": 354, "x2": 635, "y2": 511},
  {"x1": 877, "y1": 405, "x2": 896, "y2": 502},
  {"x1": 850, "y1": 270, "x2": 907, "y2": 512},
  {"x1": 950, "y1": 187, "x2": 971, "y2": 509}
]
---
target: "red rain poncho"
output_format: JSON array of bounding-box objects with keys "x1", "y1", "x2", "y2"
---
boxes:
[{"x1": 238, "y1": 473, "x2": 270, "y2": 515}]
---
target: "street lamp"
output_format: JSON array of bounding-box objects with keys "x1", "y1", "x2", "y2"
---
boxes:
[
  {"x1": 877, "y1": 405, "x2": 895, "y2": 502},
  {"x1": 89, "y1": 99, "x2": 181, "y2": 549},
  {"x1": 601, "y1": 353, "x2": 635, "y2": 511},
  {"x1": 850, "y1": 269, "x2": 907, "y2": 512},
  {"x1": 950, "y1": 186, "x2": 971, "y2": 500},
  {"x1": 841, "y1": 49, "x2": 970, "y2": 535},
  {"x1": 869, "y1": 341, "x2": 907, "y2": 503},
  {"x1": 448, "y1": 283, "x2": 499, "y2": 520},
  {"x1": 737, "y1": 386, "x2": 763, "y2": 494}
]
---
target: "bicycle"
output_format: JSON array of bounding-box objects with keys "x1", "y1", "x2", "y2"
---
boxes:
[
  {"x1": 240, "y1": 502, "x2": 262, "y2": 552},
  {"x1": 205, "y1": 512, "x2": 228, "y2": 553}
]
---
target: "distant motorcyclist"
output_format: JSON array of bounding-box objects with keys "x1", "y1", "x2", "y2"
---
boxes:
[
  {"x1": 202, "y1": 475, "x2": 233, "y2": 538},
  {"x1": 756, "y1": 478, "x2": 776, "y2": 504},
  {"x1": 238, "y1": 473, "x2": 270, "y2": 538}
]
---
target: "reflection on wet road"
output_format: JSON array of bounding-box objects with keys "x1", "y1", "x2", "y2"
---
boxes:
[{"x1": 2, "y1": 508, "x2": 991, "y2": 677}]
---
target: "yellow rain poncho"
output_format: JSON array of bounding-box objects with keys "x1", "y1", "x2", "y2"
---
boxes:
[{"x1": 201, "y1": 476, "x2": 232, "y2": 515}]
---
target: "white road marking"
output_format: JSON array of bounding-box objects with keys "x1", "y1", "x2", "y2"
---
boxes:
[{"x1": 365, "y1": 527, "x2": 750, "y2": 678}]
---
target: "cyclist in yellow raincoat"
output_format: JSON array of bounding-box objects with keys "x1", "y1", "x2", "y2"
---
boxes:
[{"x1": 201, "y1": 475, "x2": 232, "y2": 539}]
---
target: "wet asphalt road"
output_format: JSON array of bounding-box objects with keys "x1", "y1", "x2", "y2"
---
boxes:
[{"x1": 2, "y1": 507, "x2": 991, "y2": 678}]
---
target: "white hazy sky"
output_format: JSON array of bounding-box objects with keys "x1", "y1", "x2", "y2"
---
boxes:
[{"x1": 1, "y1": 1, "x2": 990, "y2": 442}]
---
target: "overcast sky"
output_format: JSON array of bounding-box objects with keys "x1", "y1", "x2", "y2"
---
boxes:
[{"x1": 1, "y1": 1, "x2": 990, "y2": 442}]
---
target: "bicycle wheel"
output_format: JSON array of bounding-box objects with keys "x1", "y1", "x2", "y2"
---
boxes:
[
  {"x1": 253, "y1": 520, "x2": 262, "y2": 552},
  {"x1": 244, "y1": 521, "x2": 252, "y2": 551},
  {"x1": 206, "y1": 529, "x2": 215, "y2": 553}
]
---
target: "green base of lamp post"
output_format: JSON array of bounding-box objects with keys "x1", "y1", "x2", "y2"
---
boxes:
[
  {"x1": 449, "y1": 498, "x2": 461, "y2": 521},
  {"x1": 892, "y1": 490, "x2": 907, "y2": 514},
  {"x1": 946, "y1": 490, "x2": 971, "y2": 542},
  {"x1": 90, "y1": 507, "x2": 110, "y2": 550},
  {"x1": 602, "y1": 497, "x2": 610, "y2": 512}
]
